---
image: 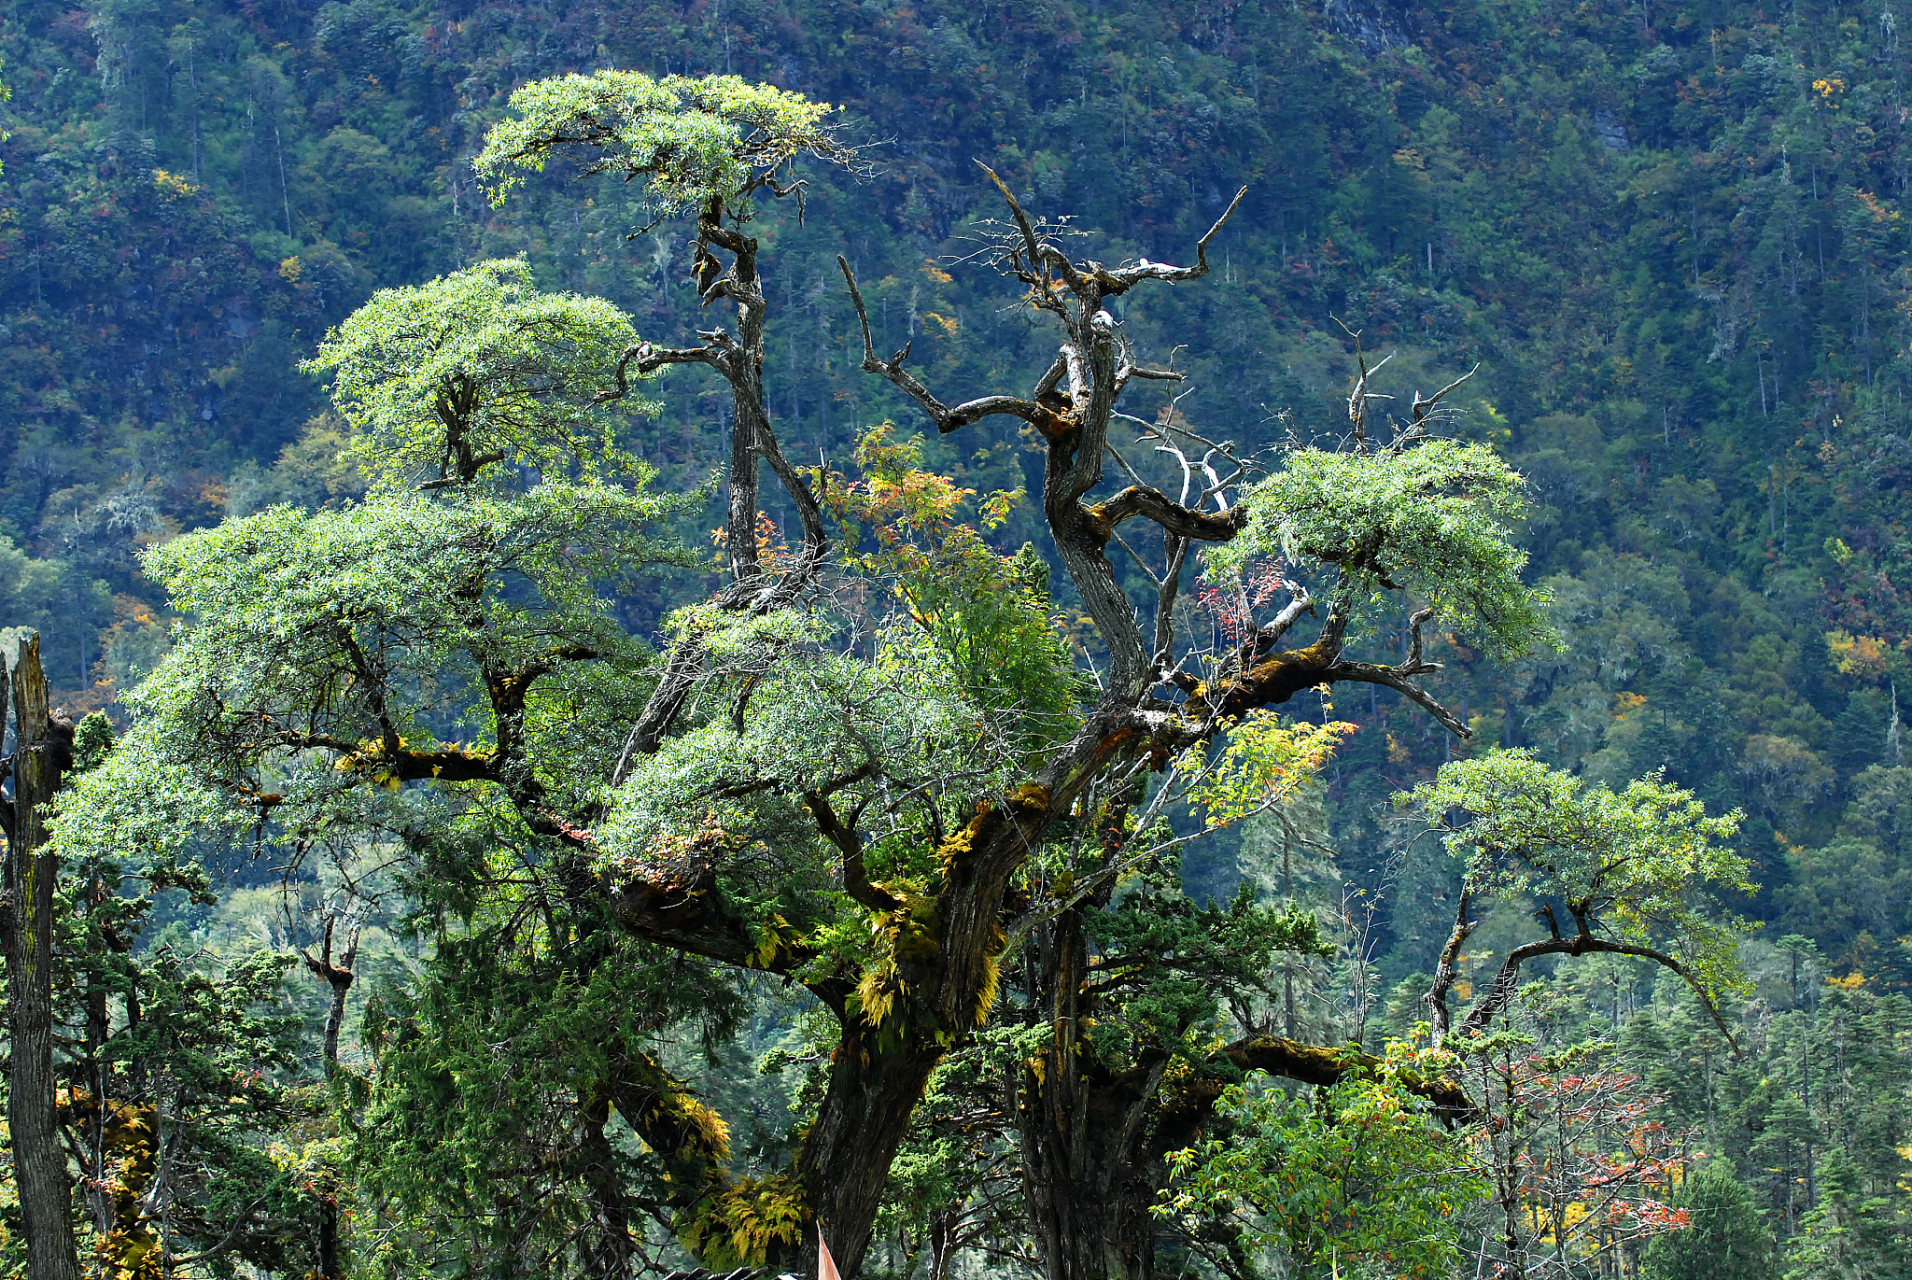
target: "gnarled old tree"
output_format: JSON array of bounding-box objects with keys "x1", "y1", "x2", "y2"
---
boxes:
[
  {"x1": 467, "y1": 71, "x2": 1555, "y2": 1278},
  {"x1": 1408, "y1": 750, "x2": 1750, "y2": 1047},
  {"x1": 56, "y1": 69, "x2": 1740, "y2": 1280}
]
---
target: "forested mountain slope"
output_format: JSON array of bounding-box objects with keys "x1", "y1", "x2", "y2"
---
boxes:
[
  {"x1": 5, "y1": 0, "x2": 1908, "y2": 977},
  {"x1": 2, "y1": 0, "x2": 1911, "y2": 1274}
]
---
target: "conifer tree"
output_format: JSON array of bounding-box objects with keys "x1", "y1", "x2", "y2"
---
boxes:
[{"x1": 1644, "y1": 1160, "x2": 1779, "y2": 1280}]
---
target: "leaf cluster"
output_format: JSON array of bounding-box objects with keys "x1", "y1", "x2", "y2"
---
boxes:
[
  {"x1": 473, "y1": 71, "x2": 848, "y2": 216},
  {"x1": 1159, "y1": 1039, "x2": 1485, "y2": 1279},
  {"x1": 1217, "y1": 439, "x2": 1554, "y2": 658},
  {"x1": 302, "y1": 258, "x2": 660, "y2": 493}
]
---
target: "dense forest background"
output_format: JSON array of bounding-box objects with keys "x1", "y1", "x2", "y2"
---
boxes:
[{"x1": 3, "y1": 0, "x2": 1911, "y2": 1274}]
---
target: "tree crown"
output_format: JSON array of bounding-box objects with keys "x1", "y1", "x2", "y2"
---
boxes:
[
  {"x1": 302, "y1": 258, "x2": 657, "y2": 493},
  {"x1": 1406, "y1": 750, "x2": 1751, "y2": 995},
  {"x1": 1213, "y1": 438, "x2": 1554, "y2": 659},
  {"x1": 473, "y1": 71, "x2": 848, "y2": 215}
]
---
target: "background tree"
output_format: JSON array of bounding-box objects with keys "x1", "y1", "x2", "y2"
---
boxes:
[
  {"x1": 1407, "y1": 751, "x2": 1750, "y2": 1043},
  {"x1": 1454, "y1": 1029, "x2": 1692, "y2": 1278},
  {"x1": 1643, "y1": 1159, "x2": 1780, "y2": 1280}
]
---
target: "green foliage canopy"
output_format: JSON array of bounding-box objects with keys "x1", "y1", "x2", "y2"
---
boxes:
[
  {"x1": 473, "y1": 71, "x2": 847, "y2": 215},
  {"x1": 1406, "y1": 750, "x2": 1752, "y2": 1001},
  {"x1": 302, "y1": 258, "x2": 659, "y2": 493},
  {"x1": 57, "y1": 263, "x2": 701, "y2": 876},
  {"x1": 1216, "y1": 439, "x2": 1553, "y2": 659},
  {"x1": 1158, "y1": 1042, "x2": 1484, "y2": 1279}
]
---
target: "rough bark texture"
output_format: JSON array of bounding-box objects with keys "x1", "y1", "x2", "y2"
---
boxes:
[
  {"x1": 0, "y1": 631, "x2": 83, "y2": 1280},
  {"x1": 1016, "y1": 909, "x2": 1165, "y2": 1280},
  {"x1": 792, "y1": 1031, "x2": 948, "y2": 1272}
]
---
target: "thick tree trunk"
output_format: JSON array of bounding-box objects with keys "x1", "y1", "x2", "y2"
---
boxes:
[
  {"x1": 787, "y1": 790, "x2": 1053, "y2": 1277},
  {"x1": 1016, "y1": 911, "x2": 1163, "y2": 1280},
  {"x1": 0, "y1": 631, "x2": 82, "y2": 1280},
  {"x1": 792, "y1": 1028, "x2": 946, "y2": 1277}
]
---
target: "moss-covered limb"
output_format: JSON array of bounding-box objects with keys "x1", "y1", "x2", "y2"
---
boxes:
[
  {"x1": 1139, "y1": 1034, "x2": 1481, "y2": 1171},
  {"x1": 606, "y1": 862, "x2": 815, "y2": 976},
  {"x1": 600, "y1": 1046, "x2": 817, "y2": 1269},
  {"x1": 1176, "y1": 630, "x2": 1344, "y2": 723},
  {"x1": 608, "y1": 1050, "x2": 734, "y2": 1177},
  {"x1": 1224, "y1": 1036, "x2": 1478, "y2": 1123},
  {"x1": 1172, "y1": 605, "x2": 1471, "y2": 741}
]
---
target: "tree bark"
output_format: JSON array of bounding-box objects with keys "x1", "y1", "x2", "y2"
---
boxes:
[
  {"x1": 786, "y1": 783, "x2": 1053, "y2": 1276},
  {"x1": 0, "y1": 630, "x2": 83, "y2": 1280},
  {"x1": 792, "y1": 1027, "x2": 947, "y2": 1277},
  {"x1": 1015, "y1": 909, "x2": 1164, "y2": 1280},
  {"x1": 301, "y1": 921, "x2": 357, "y2": 1280}
]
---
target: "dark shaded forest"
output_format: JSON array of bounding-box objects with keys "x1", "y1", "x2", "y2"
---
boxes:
[{"x1": 1, "y1": 0, "x2": 1909, "y2": 1276}]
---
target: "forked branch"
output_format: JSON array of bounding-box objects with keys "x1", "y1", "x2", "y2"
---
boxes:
[
  {"x1": 837, "y1": 256, "x2": 1069, "y2": 437},
  {"x1": 1101, "y1": 186, "x2": 1248, "y2": 291},
  {"x1": 1090, "y1": 485, "x2": 1246, "y2": 544},
  {"x1": 1452, "y1": 928, "x2": 1738, "y2": 1053},
  {"x1": 1390, "y1": 364, "x2": 1481, "y2": 453}
]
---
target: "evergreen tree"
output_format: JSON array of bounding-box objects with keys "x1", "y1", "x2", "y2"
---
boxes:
[{"x1": 1644, "y1": 1160, "x2": 1780, "y2": 1280}]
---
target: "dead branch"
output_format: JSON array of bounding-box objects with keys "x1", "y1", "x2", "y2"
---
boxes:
[{"x1": 837, "y1": 256, "x2": 1066, "y2": 437}]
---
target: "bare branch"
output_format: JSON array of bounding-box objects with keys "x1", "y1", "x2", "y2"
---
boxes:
[
  {"x1": 1032, "y1": 350, "x2": 1069, "y2": 402},
  {"x1": 1324, "y1": 659, "x2": 1470, "y2": 738},
  {"x1": 1454, "y1": 931, "x2": 1738, "y2": 1055},
  {"x1": 1411, "y1": 364, "x2": 1481, "y2": 430},
  {"x1": 1108, "y1": 528, "x2": 1164, "y2": 588},
  {"x1": 1391, "y1": 363, "x2": 1481, "y2": 453},
  {"x1": 1152, "y1": 534, "x2": 1189, "y2": 667},
  {"x1": 975, "y1": 162, "x2": 1048, "y2": 281},
  {"x1": 1102, "y1": 187, "x2": 1249, "y2": 290},
  {"x1": 1426, "y1": 889, "x2": 1476, "y2": 1040},
  {"x1": 1090, "y1": 485, "x2": 1247, "y2": 544},
  {"x1": 838, "y1": 255, "x2": 1065, "y2": 436},
  {"x1": 1104, "y1": 441, "x2": 1149, "y2": 490},
  {"x1": 1402, "y1": 606, "x2": 1440, "y2": 674},
  {"x1": 1256, "y1": 585, "x2": 1313, "y2": 649}
]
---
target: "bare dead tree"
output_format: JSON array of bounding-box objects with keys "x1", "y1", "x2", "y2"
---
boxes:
[{"x1": 0, "y1": 630, "x2": 84, "y2": 1280}]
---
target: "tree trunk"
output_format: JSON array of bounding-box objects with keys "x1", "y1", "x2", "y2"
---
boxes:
[
  {"x1": 788, "y1": 793, "x2": 1050, "y2": 1277},
  {"x1": 1018, "y1": 1067, "x2": 1162, "y2": 1280},
  {"x1": 1015, "y1": 910, "x2": 1163, "y2": 1280},
  {"x1": 576, "y1": 1093, "x2": 637, "y2": 1280},
  {"x1": 0, "y1": 631, "x2": 82, "y2": 1280},
  {"x1": 301, "y1": 922, "x2": 356, "y2": 1280},
  {"x1": 792, "y1": 1027, "x2": 946, "y2": 1277}
]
